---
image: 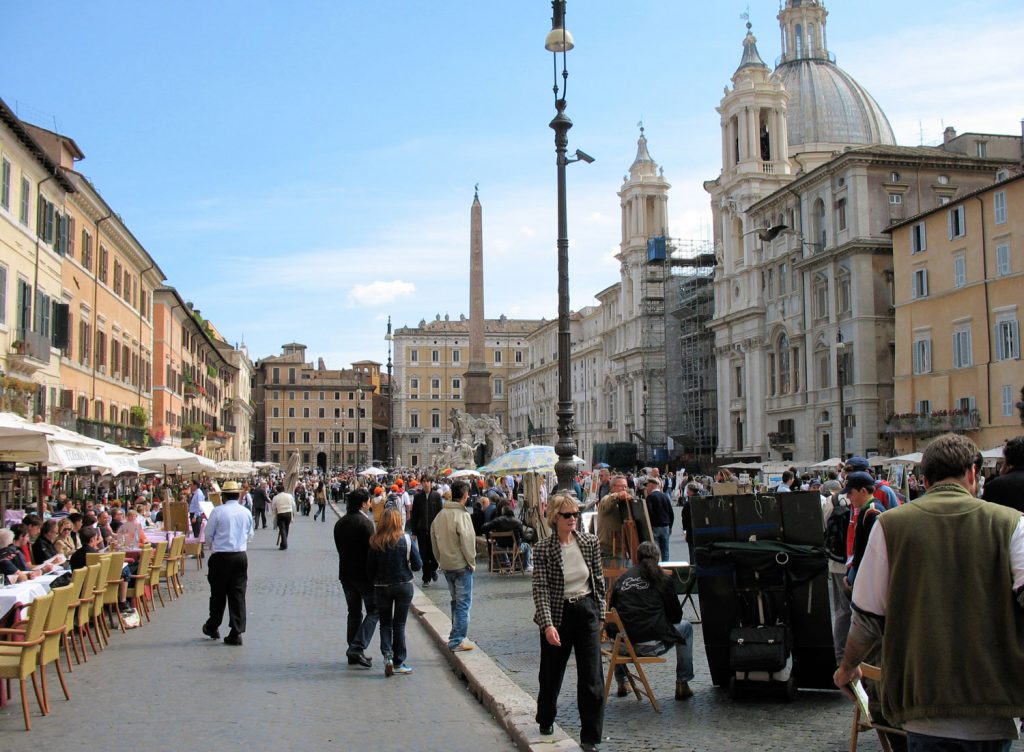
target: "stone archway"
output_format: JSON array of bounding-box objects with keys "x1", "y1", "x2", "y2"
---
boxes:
[{"x1": 316, "y1": 451, "x2": 327, "y2": 474}]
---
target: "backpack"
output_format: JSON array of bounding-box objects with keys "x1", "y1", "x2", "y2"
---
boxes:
[{"x1": 823, "y1": 496, "x2": 851, "y2": 564}]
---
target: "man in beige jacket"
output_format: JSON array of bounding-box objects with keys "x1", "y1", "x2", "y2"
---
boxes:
[{"x1": 430, "y1": 479, "x2": 476, "y2": 651}]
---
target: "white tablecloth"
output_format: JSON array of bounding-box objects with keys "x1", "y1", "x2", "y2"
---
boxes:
[{"x1": 0, "y1": 580, "x2": 48, "y2": 621}]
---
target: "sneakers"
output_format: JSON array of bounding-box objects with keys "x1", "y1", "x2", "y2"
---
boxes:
[
  {"x1": 451, "y1": 639, "x2": 476, "y2": 652},
  {"x1": 393, "y1": 664, "x2": 414, "y2": 675},
  {"x1": 384, "y1": 659, "x2": 394, "y2": 677},
  {"x1": 616, "y1": 680, "x2": 628, "y2": 697},
  {"x1": 525, "y1": 566, "x2": 534, "y2": 572},
  {"x1": 539, "y1": 725, "x2": 553, "y2": 736},
  {"x1": 675, "y1": 680, "x2": 694, "y2": 700}
]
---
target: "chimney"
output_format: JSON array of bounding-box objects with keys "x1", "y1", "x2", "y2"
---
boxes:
[{"x1": 943, "y1": 126, "x2": 956, "y2": 144}]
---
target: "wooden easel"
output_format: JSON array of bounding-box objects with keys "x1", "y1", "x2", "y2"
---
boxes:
[{"x1": 609, "y1": 502, "x2": 640, "y2": 564}]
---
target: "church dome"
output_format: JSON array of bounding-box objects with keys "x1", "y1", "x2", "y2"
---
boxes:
[
  {"x1": 774, "y1": 0, "x2": 895, "y2": 151},
  {"x1": 776, "y1": 58, "x2": 895, "y2": 149}
]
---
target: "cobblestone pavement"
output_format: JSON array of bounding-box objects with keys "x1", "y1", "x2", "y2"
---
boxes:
[
  {"x1": 0, "y1": 513, "x2": 516, "y2": 751},
  {"x1": 419, "y1": 526, "x2": 1024, "y2": 752}
]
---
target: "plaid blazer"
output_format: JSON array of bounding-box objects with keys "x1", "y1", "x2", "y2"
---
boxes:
[{"x1": 532, "y1": 530, "x2": 605, "y2": 631}]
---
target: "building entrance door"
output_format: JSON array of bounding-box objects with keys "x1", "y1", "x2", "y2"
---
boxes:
[{"x1": 316, "y1": 451, "x2": 327, "y2": 474}]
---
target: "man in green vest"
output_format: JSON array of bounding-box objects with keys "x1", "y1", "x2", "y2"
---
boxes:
[{"x1": 834, "y1": 433, "x2": 1024, "y2": 751}]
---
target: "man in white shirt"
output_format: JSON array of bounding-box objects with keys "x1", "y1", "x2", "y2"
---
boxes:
[
  {"x1": 202, "y1": 480, "x2": 254, "y2": 646},
  {"x1": 270, "y1": 483, "x2": 296, "y2": 551},
  {"x1": 188, "y1": 479, "x2": 206, "y2": 536}
]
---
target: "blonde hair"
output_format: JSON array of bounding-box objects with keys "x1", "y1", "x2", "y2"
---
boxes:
[
  {"x1": 545, "y1": 493, "x2": 579, "y2": 527},
  {"x1": 369, "y1": 508, "x2": 404, "y2": 552}
]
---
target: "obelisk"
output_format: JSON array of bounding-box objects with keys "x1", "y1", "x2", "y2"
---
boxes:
[{"x1": 463, "y1": 186, "x2": 491, "y2": 417}]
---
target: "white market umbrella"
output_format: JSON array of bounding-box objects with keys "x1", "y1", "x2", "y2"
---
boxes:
[
  {"x1": 448, "y1": 469, "x2": 481, "y2": 478},
  {"x1": 719, "y1": 461, "x2": 763, "y2": 471},
  {"x1": 811, "y1": 457, "x2": 844, "y2": 468},
  {"x1": 136, "y1": 445, "x2": 217, "y2": 474},
  {"x1": 981, "y1": 446, "x2": 1005, "y2": 460},
  {"x1": 215, "y1": 460, "x2": 257, "y2": 476},
  {"x1": 358, "y1": 466, "x2": 387, "y2": 477},
  {"x1": 888, "y1": 452, "x2": 923, "y2": 465}
]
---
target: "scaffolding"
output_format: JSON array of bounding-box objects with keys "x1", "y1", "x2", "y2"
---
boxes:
[{"x1": 655, "y1": 239, "x2": 718, "y2": 465}]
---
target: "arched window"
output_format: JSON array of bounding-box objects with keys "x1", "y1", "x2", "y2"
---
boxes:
[
  {"x1": 778, "y1": 334, "x2": 791, "y2": 394},
  {"x1": 808, "y1": 24, "x2": 817, "y2": 54},
  {"x1": 814, "y1": 198, "x2": 826, "y2": 250},
  {"x1": 795, "y1": 24, "x2": 804, "y2": 57}
]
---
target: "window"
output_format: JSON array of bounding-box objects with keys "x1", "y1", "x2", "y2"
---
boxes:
[
  {"x1": 953, "y1": 327, "x2": 972, "y2": 368},
  {"x1": 272, "y1": 407, "x2": 280, "y2": 418},
  {"x1": 836, "y1": 199, "x2": 847, "y2": 231},
  {"x1": 912, "y1": 268, "x2": 929, "y2": 299},
  {"x1": 288, "y1": 407, "x2": 295, "y2": 418},
  {"x1": 954, "y1": 255, "x2": 967, "y2": 288},
  {"x1": 0, "y1": 265, "x2": 6, "y2": 325},
  {"x1": 0, "y1": 158, "x2": 9, "y2": 210},
  {"x1": 913, "y1": 338, "x2": 932, "y2": 374},
  {"x1": 271, "y1": 431, "x2": 279, "y2": 444},
  {"x1": 452, "y1": 377, "x2": 461, "y2": 395},
  {"x1": 452, "y1": 349, "x2": 460, "y2": 363},
  {"x1": 318, "y1": 407, "x2": 325, "y2": 418},
  {"x1": 430, "y1": 412, "x2": 440, "y2": 429},
  {"x1": 334, "y1": 408, "x2": 340, "y2": 418},
  {"x1": 113, "y1": 259, "x2": 122, "y2": 295},
  {"x1": 410, "y1": 412, "x2": 419, "y2": 428},
  {"x1": 779, "y1": 263, "x2": 787, "y2": 295},
  {"x1": 994, "y1": 191, "x2": 1007, "y2": 225},
  {"x1": 493, "y1": 377, "x2": 503, "y2": 396},
  {"x1": 303, "y1": 391, "x2": 309, "y2": 400},
  {"x1": 288, "y1": 431, "x2": 295, "y2": 444},
  {"x1": 1004, "y1": 385, "x2": 1015, "y2": 417},
  {"x1": 995, "y1": 316, "x2": 1020, "y2": 361},
  {"x1": 411, "y1": 455, "x2": 418, "y2": 467},
  {"x1": 734, "y1": 364, "x2": 743, "y2": 397},
  {"x1": 19, "y1": 177, "x2": 29, "y2": 225},
  {"x1": 515, "y1": 350, "x2": 523, "y2": 363},
  {"x1": 98, "y1": 245, "x2": 109, "y2": 283},
  {"x1": 948, "y1": 206, "x2": 966, "y2": 239},
  {"x1": 976, "y1": 142, "x2": 987, "y2": 158},
  {"x1": 431, "y1": 349, "x2": 439, "y2": 363},
  {"x1": 838, "y1": 274, "x2": 852, "y2": 313},
  {"x1": 917, "y1": 399, "x2": 931, "y2": 415},
  {"x1": 997, "y1": 244, "x2": 1011, "y2": 277},
  {"x1": 34, "y1": 290, "x2": 51, "y2": 339},
  {"x1": 813, "y1": 277, "x2": 828, "y2": 320},
  {"x1": 911, "y1": 222, "x2": 926, "y2": 253},
  {"x1": 410, "y1": 349, "x2": 418, "y2": 362},
  {"x1": 430, "y1": 378, "x2": 440, "y2": 390},
  {"x1": 890, "y1": 172, "x2": 901, "y2": 183},
  {"x1": 303, "y1": 432, "x2": 310, "y2": 443},
  {"x1": 409, "y1": 377, "x2": 419, "y2": 394},
  {"x1": 272, "y1": 367, "x2": 280, "y2": 384},
  {"x1": 493, "y1": 350, "x2": 502, "y2": 364},
  {"x1": 81, "y1": 229, "x2": 93, "y2": 271},
  {"x1": 302, "y1": 407, "x2": 310, "y2": 418},
  {"x1": 888, "y1": 194, "x2": 902, "y2": 205},
  {"x1": 816, "y1": 351, "x2": 830, "y2": 389}
]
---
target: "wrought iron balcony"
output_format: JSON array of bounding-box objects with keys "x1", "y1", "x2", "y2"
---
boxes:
[
  {"x1": 768, "y1": 431, "x2": 795, "y2": 447},
  {"x1": 76, "y1": 418, "x2": 147, "y2": 447},
  {"x1": 884, "y1": 409, "x2": 981, "y2": 436}
]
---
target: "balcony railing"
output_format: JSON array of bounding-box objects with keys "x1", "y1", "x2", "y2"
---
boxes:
[
  {"x1": 768, "y1": 431, "x2": 795, "y2": 446},
  {"x1": 884, "y1": 409, "x2": 981, "y2": 436},
  {"x1": 76, "y1": 418, "x2": 147, "y2": 447}
]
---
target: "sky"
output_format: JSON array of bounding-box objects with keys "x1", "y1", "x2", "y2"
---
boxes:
[{"x1": 5, "y1": 1, "x2": 1023, "y2": 369}]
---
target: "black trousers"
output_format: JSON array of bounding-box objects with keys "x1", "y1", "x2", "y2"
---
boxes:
[
  {"x1": 536, "y1": 596, "x2": 604, "y2": 745},
  {"x1": 253, "y1": 507, "x2": 267, "y2": 528},
  {"x1": 414, "y1": 529, "x2": 438, "y2": 582},
  {"x1": 276, "y1": 513, "x2": 292, "y2": 549},
  {"x1": 206, "y1": 551, "x2": 248, "y2": 635},
  {"x1": 341, "y1": 579, "x2": 378, "y2": 655}
]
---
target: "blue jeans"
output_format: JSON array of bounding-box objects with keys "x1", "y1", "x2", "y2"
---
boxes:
[
  {"x1": 653, "y1": 526, "x2": 670, "y2": 561},
  {"x1": 376, "y1": 581, "x2": 414, "y2": 666},
  {"x1": 907, "y1": 735, "x2": 1012, "y2": 752},
  {"x1": 444, "y1": 567, "x2": 474, "y2": 649},
  {"x1": 615, "y1": 620, "x2": 694, "y2": 682}
]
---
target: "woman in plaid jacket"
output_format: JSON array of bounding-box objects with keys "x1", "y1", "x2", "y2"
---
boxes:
[{"x1": 532, "y1": 493, "x2": 606, "y2": 752}]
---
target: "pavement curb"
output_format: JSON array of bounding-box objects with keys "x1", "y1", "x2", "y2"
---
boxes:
[
  {"x1": 411, "y1": 586, "x2": 581, "y2": 752},
  {"x1": 329, "y1": 498, "x2": 580, "y2": 751}
]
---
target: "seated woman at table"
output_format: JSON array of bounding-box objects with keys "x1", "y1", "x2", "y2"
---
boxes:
[
  {"x1": 118, "y1": 508, "x2": 149, "y2": 548},
  {"x1": 0, "y1": 527, "x2": 60, "y2": 579},
  {"x1": 136, "y1": 503, "x2": 153, "y2": 528},
  {"x1": 54, "y1": 518, "x2": 78, "y2": 558}
]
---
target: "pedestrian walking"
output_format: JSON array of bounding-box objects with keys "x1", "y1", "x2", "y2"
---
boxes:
[
  {"x1": 251, "y1": 480, "x2": 270, "y2": 529},
  {"x1": 410, "y1": 477, "x2": 443, "y2": 586},
  {"x1": 532, "y1": 493, "x2": 605, "y2": 752},
  {"x1": 333, "y1": 488, "x2": 377, "y2": 668},
  {"x1": 430, "y1": 479, "x2": 477, "y2": 652},
  {"x1": 367, "y1": 508, "x2": 421, "y2": 676},
  {"x1": 314, "y1": 480, "x2": 328, "y2": 522},
  {"x1": 188, "y1": 478, "x2": 206, "y2": 537},
  {"x1": 271, "y1": 483, "x2": 296, "y2": 550},
  {"x1": 202, "y1": 480, "x2": 254, "y2": 646}
]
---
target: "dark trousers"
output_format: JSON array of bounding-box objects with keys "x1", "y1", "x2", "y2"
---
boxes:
[
  {"x1": 314, "y1": 502, "x2": 326, "y2": 521},
  {"x1": 190, "y1": 516, "x2": 202, "y2": 538},
  {"x1": 536, "y1": 596, "x2": 604, "y2": 745},
  {"x1": 376, "y1": 581, "x2": 414, "y2": 666},
  {"x1": 253, "y1": 508, "x2": 267, "y2": 528},
  {"x1": 341, "y1": 579, "x2": 378, "y2": 656},
  {"x1": 206, "y1": 551, "x2": 247, "y2": 635},
  {"x1": 415, "y1": 529, "x2": 438, "y2": 582},
  {"x1": 276, "y1": 513, "x2": 292, "y2": 549},
  {"x1": 907, "y1": 735, "x2": 1011, "y2": 752}
]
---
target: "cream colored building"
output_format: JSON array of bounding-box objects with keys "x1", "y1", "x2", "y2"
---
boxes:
[
  {"x1": 889, "y1": 172, "x2": 1024, "y2": 452},
  {"x1": 216, "y1": 340, "x2": 254, "y2": 461},
  {"x1": 705, "y1": 2, "x2": 1020, "y2": 462},
  {"x1": 0, "y1": 99, "x2": 73, "y2": 420},
  {"x1": 254, "y1": 344, "x2": 385, "y2": 469},
  {"x1": 392, "y1": 315, "x2": 540, "y2": 468}
]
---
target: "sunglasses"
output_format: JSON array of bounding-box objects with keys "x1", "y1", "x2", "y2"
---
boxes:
[{"x1": 558, "y1": 511, "x2": 581, "y2": 520}]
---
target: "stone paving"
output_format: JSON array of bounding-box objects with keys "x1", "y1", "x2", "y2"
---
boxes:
[
  {"x1": 0, "y1": 513, "x2": 516, "y2": 751},
  {"x1": 419, "y1": 525, "x2": 1024, "y2": 752}
]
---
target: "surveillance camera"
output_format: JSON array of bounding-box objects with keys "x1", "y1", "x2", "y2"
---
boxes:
[{"x1": 574, "y1": 149, "x2": 595, "y2": 164}]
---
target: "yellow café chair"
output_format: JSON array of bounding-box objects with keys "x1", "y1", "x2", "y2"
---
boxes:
[
  {"x1": 146, "y1": 540, "x2": 169, "y2": 611},
  {"x1": 127, "y1": 547, "x2": 154, "y2": 624},
  {"x1": 74, "y1": 564, "x2": 101, "y2": 659},
  {"x1": 99, "y1": 551, "x2": 126, "y2": 638},
  {"x1": 60, "y1": 567, "x2": 88, "y2": 669},
  {"x1": 0, "y1": 591, "x2": 54, "y2": 730},
  {"x1": 159, "y1": 535, "x2": 185, "y2": 601},
  {"x1": 38, "y1": 583, "x2": 76, "y2": 715},
  {"x1": 88, "y1": 555, "x2": 113, "y2": 651}
]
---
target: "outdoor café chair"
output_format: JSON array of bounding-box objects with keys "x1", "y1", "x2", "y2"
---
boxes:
[
  {"x1": 0, "y1": 590, "x2": 53, "y2": 730},
  {"x1": 127, "y1": 547, "x2": 154, "y2": 624},
  {"x1": 38, "y1": 583, "x2": 76, "y2": 715},
  {"x1": 101, "y1": 551, "x2": 127, "y2": 636},
  {"x1": 146, "y1": 540, "x2": 168, "y2": 609},
  {"x1": 60, "y1": 567, "x2": 87, "y2": 670},
  {"x1": 88, "y1": 556, "x2": 113, "y2": 650},
  {"x1": 74, "y1": 564, "x2": 101, "y2": 658}
]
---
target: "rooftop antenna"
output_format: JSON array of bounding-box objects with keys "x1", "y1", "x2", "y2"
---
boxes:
[{"x1": 918, "y1": 120, "x2": 924, "y2": 146}]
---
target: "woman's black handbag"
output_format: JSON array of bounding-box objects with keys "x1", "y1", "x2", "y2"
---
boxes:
[{"x1": 728, "y1": 625, "x2": 790, "y2": 672}]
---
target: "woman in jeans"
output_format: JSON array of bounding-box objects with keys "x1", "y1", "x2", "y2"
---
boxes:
[{"x1": 367, "y1": 508, "x2": 421, "y2": 676}]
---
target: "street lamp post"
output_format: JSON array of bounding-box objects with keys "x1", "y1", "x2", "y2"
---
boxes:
[
  {"x1": 546, "y1": 0, "x2": 583, "y2": 493},
  {"x1": 836, "y1": 332, "x2": 847, "y2": 460},
  {"x1": 356, "y1": 386, "x2": 364, "y2": 469},
  {"x1": 385, "y1": 316, "x2": 394, "y2": 469}
]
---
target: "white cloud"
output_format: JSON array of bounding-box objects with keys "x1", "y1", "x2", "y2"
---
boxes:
[{"x1": 347, "y1": 280, "x2": 417, "y2": 308}]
